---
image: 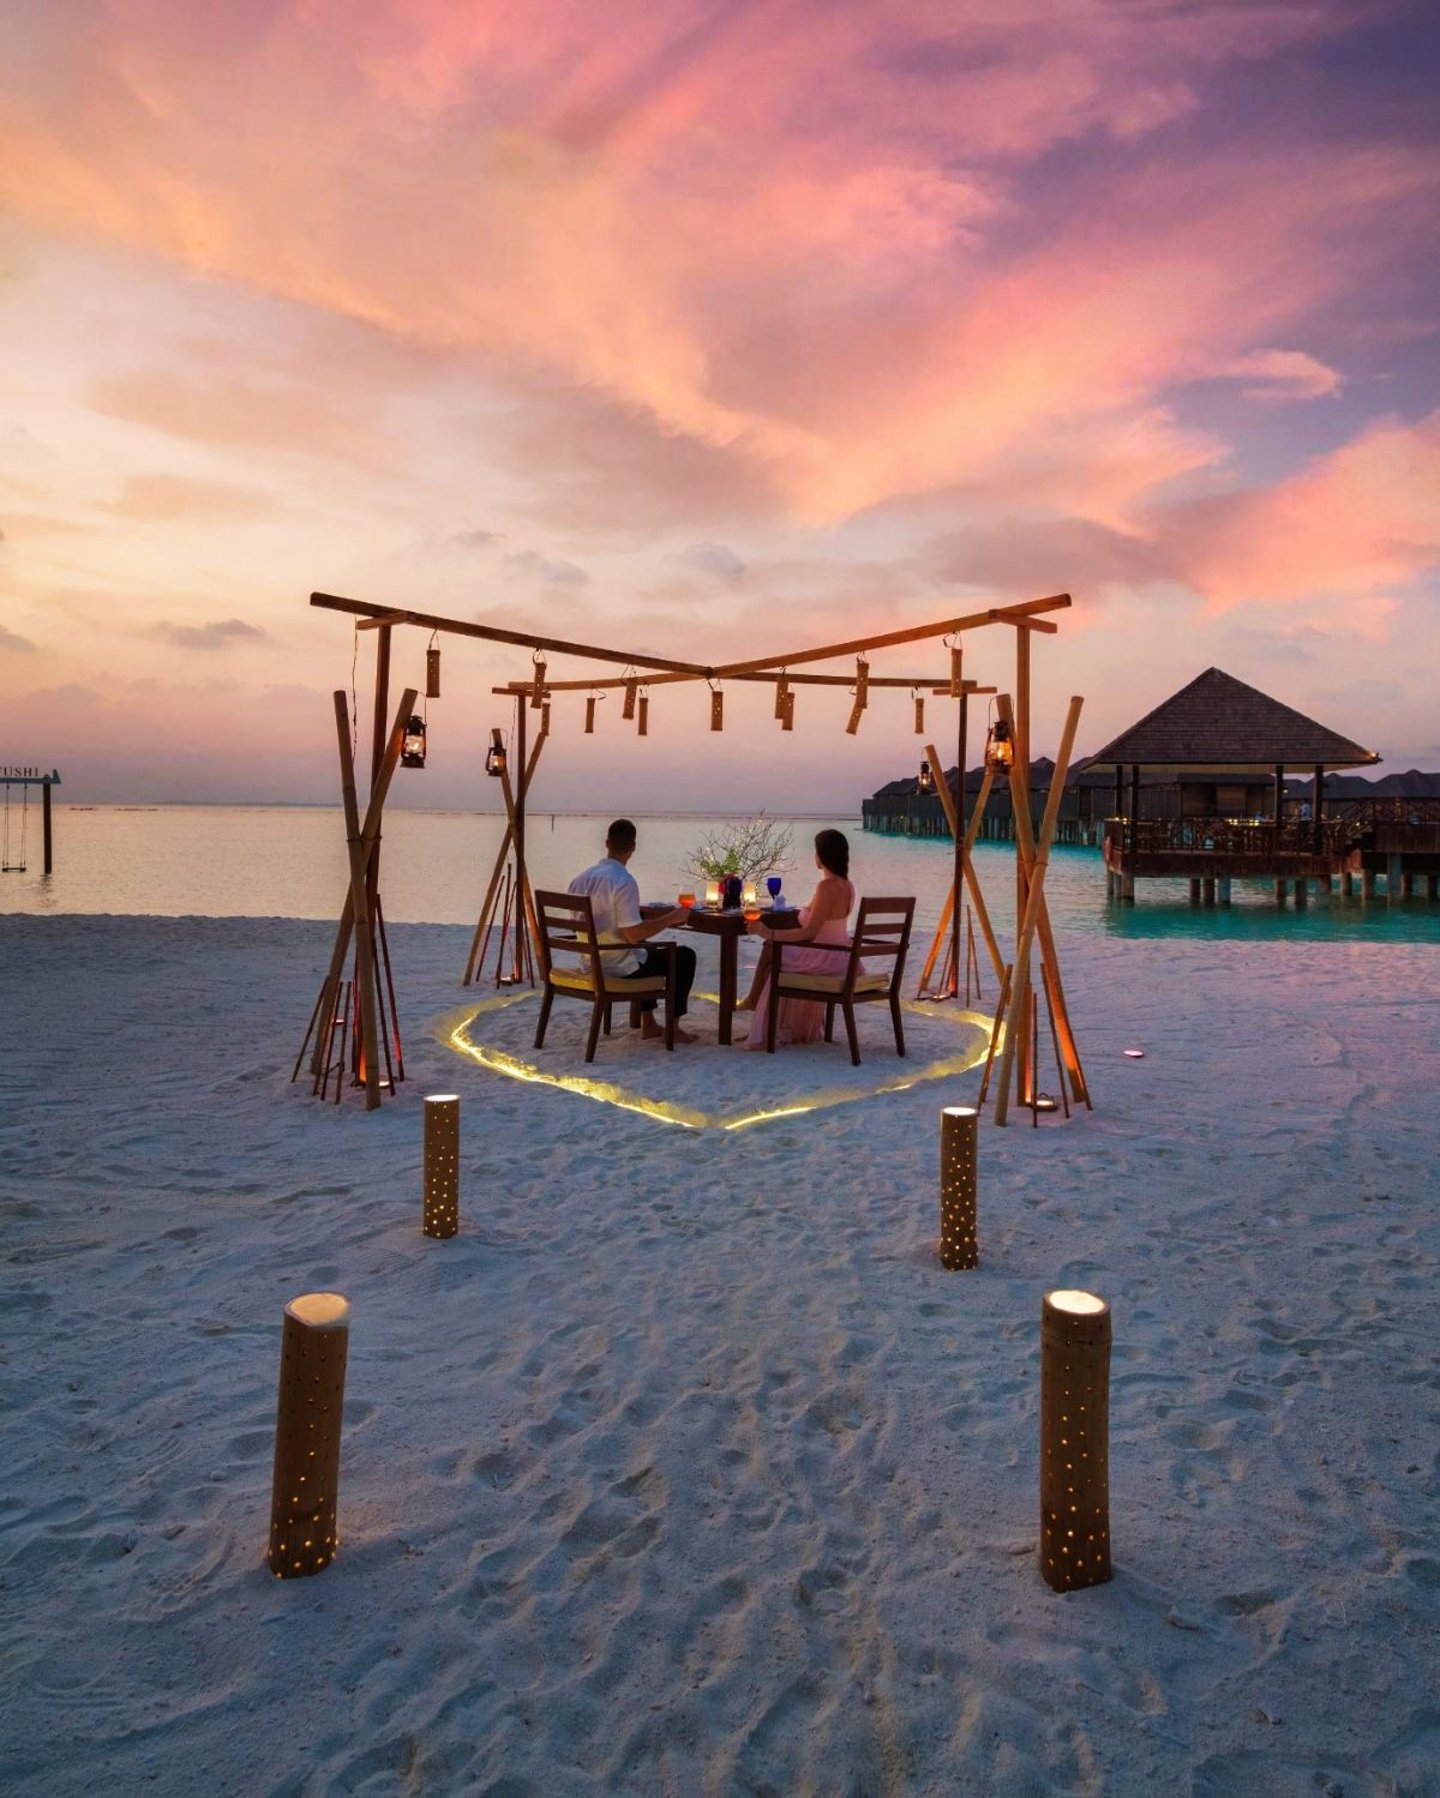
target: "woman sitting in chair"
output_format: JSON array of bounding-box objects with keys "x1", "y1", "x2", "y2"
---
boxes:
[{"x1": 738, "y1": 828, "x2": 860, "y2": 1050}]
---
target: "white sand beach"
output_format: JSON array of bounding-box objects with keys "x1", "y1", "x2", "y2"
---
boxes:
[{"x1": 2, "y1": 914, "x2": 1437, "y2": 1795}]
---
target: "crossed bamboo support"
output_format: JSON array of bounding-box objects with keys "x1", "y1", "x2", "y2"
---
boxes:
[
  {"x1": 292, "y1": 687, "x2": 417, "y2": 1110},
  {"x1": 462, "y1": 711, "x2": 549, "y2": 986},
  {"x1": 994, "y1": 695, "x2": 1090, "y2": 1125},
  {"x1": 914, "y1": 748, "x2": 1004, "y2": 996}
]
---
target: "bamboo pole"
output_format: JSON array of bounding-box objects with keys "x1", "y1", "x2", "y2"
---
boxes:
[
  {"x1": 308, "y1": 688, "x2": 417, "y2": 1077},
  {"x1": 462, "y1": 725, "x2": 550, "y2": 985},
  {"x1": 994, "y1": 696, "x2": 1083, "y2": 1125},
  {"x1": 994, "y1": 695, "x2": 1090, "y2": 1109},
  {"x1": 922, "y1": 745, "x2": 1003, "y2": 983},
  {"x1": 334, "y1": 694, "x2": 383, "y2": 1110}
]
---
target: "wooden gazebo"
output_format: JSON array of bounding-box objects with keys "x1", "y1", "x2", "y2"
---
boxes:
[
  {"x1": 1090, "y1": 668, "x2": 1380, "y2": 905},
  {"x1": 294, "y1": 588, "x2": 1091, "y2": 1123}
]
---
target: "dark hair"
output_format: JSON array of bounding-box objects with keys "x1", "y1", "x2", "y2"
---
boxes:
[
  {"x1": 606, "y1": 818, "x2": 638, "y2": 850},
  {"x1": 815, "y1": 828, "x2": 849, "y2": 878}
]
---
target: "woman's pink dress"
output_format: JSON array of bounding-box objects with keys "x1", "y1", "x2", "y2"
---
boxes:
[{"x1": 746, "y1": 879, "x2": 858, "y2": 1048}]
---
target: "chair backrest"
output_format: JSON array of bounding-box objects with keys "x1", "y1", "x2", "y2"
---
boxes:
[
  {"x1": 851, "y1": 896, "x2": 915, "y2": 991},
  {"x1": 533, "y1": 889, "x2": 603, "y2": 985}
]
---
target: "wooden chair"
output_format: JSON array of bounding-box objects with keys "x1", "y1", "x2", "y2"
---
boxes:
[
  {"x1": 533, "y1": 890, "x2": 675, "y2": 1062},
  {"x1": 766, "y1": 896, "x2": 915, "y2": 1065}
]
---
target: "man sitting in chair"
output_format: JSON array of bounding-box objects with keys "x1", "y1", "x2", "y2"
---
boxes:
[{"x1": 569, "y1": 819, "x2": 698, "y2": 1044}]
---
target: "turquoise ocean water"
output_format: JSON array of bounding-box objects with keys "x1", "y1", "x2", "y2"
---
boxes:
[{"x1": 2, "y1": 805, "x2": 1437, "y2": 947}]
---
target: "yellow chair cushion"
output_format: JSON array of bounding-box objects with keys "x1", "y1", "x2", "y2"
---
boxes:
[
  {"x1": 779, "y1": 971, "x2": 891, "y2": 996},
  {"x1": 549, "y1": 967, "x2": 668, "y2": 996}
]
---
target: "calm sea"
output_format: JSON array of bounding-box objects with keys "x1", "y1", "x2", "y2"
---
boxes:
[{"x1": 2, "y1": 805, "x2": 1437, "y2": 945}]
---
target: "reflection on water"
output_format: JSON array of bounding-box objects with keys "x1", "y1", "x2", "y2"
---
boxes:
[{"x1": 2, "y1": 806, "x2": 1437, "y2": 946}]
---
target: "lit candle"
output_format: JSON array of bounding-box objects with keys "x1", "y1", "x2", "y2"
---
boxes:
[
  {"x1": 742, "y1": 882, "x2": 757, "y2": 908},
  {"x1": 705, "y1": 880, "x2": 721, "y2": 907}
]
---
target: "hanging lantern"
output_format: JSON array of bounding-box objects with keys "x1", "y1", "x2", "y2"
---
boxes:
[
  {"x1": 985, "y1": 717, "x2": 1015, "y2": 772},
  {"x1": 780, "y1": 690, "x2": 795, "y2": 732},
  {"x1": 540, "y1": 699, "x2": 551, "y2": 737},
  {"x1": 623, "y1": 679, "x2": 638, "y2": 721},
  {"x1": 914, "y1": 694, "x2": 925, "y2": 735},
  {"x1": 918, "y1": 760, "x2": 934, "y2": 796},
  {"x1": 710, "y1": 688, "x2": 724, "y2": 732},
  {"x1": 855, "y1": 657, "x2": 869, "y2": 707},
  {"x1": 845, "y1": 693, "x2": 865, "y2": 735},
  {"x1": 949, "y1": 645, "x2": 963, "y2": 699},
  {"x1": 774, "y1": 675, "x2": 789, "y2": 722},
  {"x1": 530, "y1": 659, "x2": 547, "y2": 708},
  {"x1": 585, "y1": 696, "x2": 597, "y2": 734},
  {"x1": 401, "y1": 714, "x2": 427, "y2": 769},
  {"x1": 637, "y1": 694, "x2": 649, "y2": 737},
  {"x1": 484, "y1": 727, "x2": 507, "y2": 778},
  {"x1": 425, "y1": 646, "x2": 441, "y2": 699}
]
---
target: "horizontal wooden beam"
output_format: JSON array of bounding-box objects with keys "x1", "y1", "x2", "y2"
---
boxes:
[
  {"x1": 313, "y1": 588, "x2": 1069, "y2": 680},
  {"x1": 491, "y1": 672, "x2": 997, "y2": 694},
  {"x1": 311, "y1": 591, "x2": 710, "y2": 677},
  {"x1": 709, "y1": 594, "x2": 1070, "y2": 678}
]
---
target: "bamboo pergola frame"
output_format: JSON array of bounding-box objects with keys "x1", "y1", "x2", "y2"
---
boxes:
[{"x1": 301, "y1": 589, "x2": 1085, "y2": 1121}]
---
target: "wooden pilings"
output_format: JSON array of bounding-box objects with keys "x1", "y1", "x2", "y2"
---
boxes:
[
  {"x1": 267, "y1": 1293, "x2": 350, "y2": 1578},
  {"x1": 1039, "y1": 1289, "x2": 1112, "y2": 1593}
]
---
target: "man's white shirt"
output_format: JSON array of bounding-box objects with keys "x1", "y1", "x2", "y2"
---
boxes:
[{"x1": 566, "y1": 856, "x2": 643, "y2": 975}]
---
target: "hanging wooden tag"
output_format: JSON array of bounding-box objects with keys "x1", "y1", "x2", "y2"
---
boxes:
[
  {"x1": 780, "y1": 691, "x2": 795, "y2": 731},
  {"x1": 914, "y1": 695, "x2": 925, "y2": 734},
  {"x1": 710, "y1": 690, "x2": 724, "y2": 732},
  {"x1": 426, "y1": 647, "x2": 441, "y2": 699},
  {"x1": 530, "y1": 660, "x2": 547, "y2": 707},
  {"x1": 540, "y1": 699, "x2": 551, "y2": 737},
  {"x1": 637, "y1": 695, "x2": 649, "y2": 736},
  {"x1": 845, "y1": 696, "x2": 865, "y2": 736},
  {"x1": 855, "y1": 657, "x2": 869, "y2": 708},
  {"x1": 584, "y1": 696, "x2": 597, "y2": 734},
  {"x1": 623, "y1": 679, "x2": 637, "y2": 720},
  {"x1": 949, "y1": 646, "x2": 963, "y2": 699},
  {"x1": 774, "y1": 676, "x2": 789, "y2": 721}
]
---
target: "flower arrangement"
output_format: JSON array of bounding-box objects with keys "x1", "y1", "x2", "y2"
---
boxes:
[{"x1": 685, "y1": 815, "x2": 793, "y2": 885}]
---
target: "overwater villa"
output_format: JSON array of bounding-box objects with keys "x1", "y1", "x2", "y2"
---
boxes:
[{"x1": 1089, "y1": 668, "x2": 1437, "y2": 905}]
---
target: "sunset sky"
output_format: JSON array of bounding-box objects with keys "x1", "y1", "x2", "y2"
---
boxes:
[{"x1": 2, "y1": 0, "x2": 1438, "y2": 810}]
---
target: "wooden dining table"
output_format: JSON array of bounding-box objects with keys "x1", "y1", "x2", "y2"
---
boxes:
[{"x1": 677, "y1": 905, "x2": 801, "y2": 1045}]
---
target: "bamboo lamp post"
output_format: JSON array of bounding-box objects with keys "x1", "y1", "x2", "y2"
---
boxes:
[
  {"x1": 423, "y1": 1095, "x2": 460, "y2": 1237},
  {"x1": 1039, "y1": 1289, "x2": 1112, "y2": 1592},
  {"x1": 267, "y1": 1292, "x2": 351, "y2": 1578},
  {"x1": 938, "y1": 1105, "x2": 979, "y2": 1268}
]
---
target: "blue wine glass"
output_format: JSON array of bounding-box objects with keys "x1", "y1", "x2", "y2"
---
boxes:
[{"x1": 766, "y1": 876, "x2": 783, "y2": 907}]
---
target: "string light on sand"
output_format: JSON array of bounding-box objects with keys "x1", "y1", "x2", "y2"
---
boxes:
[
  {"x1": 1124, "y1": 1048, "x2": 1145, "y2": 1059},
  {"x1": 267, "y1": 1293, "x2": 350, "y2": 1578},
  {"x1": 939, "y1": 1105, "x2": 979, "y2": 1269},
  {"x1": 1039, "y1": 1289, "x2": 1112, "y2": 1593},
  {"x1": 423, "y1": 1094, "x2": 460, "y2": 1238}
]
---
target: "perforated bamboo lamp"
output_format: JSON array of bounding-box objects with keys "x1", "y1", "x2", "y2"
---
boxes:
[
  {"x1": 949, "y1": 646, "x2": 963, "y2": 697},
  {"x1": 1040, "y1": 1290, "x2": 1112, "y2": 1592},
  {"x1": 774, "y1": 676, "x2": 789, "y2": 721},
  {"x1": 623, "y1": 679, "x2": 638, "y2": 720},
  {"x1": 585, "y1": 695, "x2": 597, "y2": 734},
  {"x1": 637, "y1": 695, "x2": 649, "y2": 736},
  {"x1": 530, "y1": 660, "x2": 547, "y2": 706},
  {"x1": 426, "y1": 646, "x2": 441, "y2": 698},
  {"x1": 710, "y1": 689, "x2": 724, "y2": 731},
  {"x1": 780, "y1": 691, "x2": 795, "y2": 731},
  {"x1": 914, "y1": 694, "x2": 925, "y2": 734},
  {"x1": 939, "y1": 1105, "x2": 978, "y2": 1269},
  {"x1": 423, "y1": 1093, "x2": 460, "y2": 1237},
  {"x1": 845, "y1": 695, "x2": 865, "y2": 735},
  {"x1": 267, "y1": 1292, "x2": 350, "y2": 1578}
]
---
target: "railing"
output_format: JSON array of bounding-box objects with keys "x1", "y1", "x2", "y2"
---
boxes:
[
  {"x1": 1104, "y1": 817, "x2": 1352, "y2": 858},
  {"x1": 1326, "y1": 797, "x2": 1440, "y2": 826}
]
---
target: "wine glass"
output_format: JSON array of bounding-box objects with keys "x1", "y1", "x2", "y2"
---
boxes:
[
  {"x1": 678, "y1": 891, "x2": 696, "y2": 910},
  {"x1": 766, "y1": 875, "x2": 783, "y2": 908},
  {"x1": 742, "y1": 904, "x2": 762, "y2": 923}
]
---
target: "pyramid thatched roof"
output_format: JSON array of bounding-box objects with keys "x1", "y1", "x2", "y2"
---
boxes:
[{"x1": 1088, "y1": 668, "x2": 1379, "y2": 771}]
